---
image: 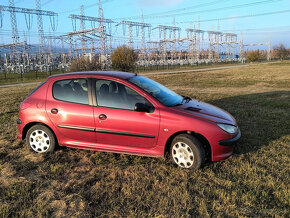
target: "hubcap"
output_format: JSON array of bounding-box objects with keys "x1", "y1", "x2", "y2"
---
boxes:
[
  {"x1": 172, "y1": 142, "x2": 194, "y2": 168},
  {"x1": 29, "y1": 130, "x2": 50, "y2": 153}
]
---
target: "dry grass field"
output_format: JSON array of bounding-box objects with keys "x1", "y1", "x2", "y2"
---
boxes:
[{"x1": 0, "y1": 62, "x2": 289, "y2": 217}]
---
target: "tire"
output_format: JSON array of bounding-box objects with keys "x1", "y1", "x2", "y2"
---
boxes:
[
  {"x1": 26, "y1": 124, "x2": 56, "y2": 153},
  {"x1": 170, "y1": 134, "x2": 205, "y2": 170}
]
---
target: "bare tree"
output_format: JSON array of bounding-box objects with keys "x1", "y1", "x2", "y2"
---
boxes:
[
  {"x1": 247, "y1": 50, "x2": 260, "y2": 62},
  {"x1": 69, "y1": 56, "x2": 101, "y2": 72},
  {"x1": 274, "y1": 44, "x2": 289, "y2": 61},
  {"x1": 111, "y1": 45, "x2": 138, "y2": 72}
]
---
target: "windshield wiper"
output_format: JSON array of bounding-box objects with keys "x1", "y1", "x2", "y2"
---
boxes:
[
  {"x1": 181, "y1": 96, "x2": 192, "y2": 104},
  {"x1": 171, "y1": 103, "x2": 183, "y2": 107},
  {"x1": 170, "y1": 96, "x2": 192, "y2": 107}
]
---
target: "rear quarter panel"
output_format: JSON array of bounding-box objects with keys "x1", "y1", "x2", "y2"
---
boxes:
[{"x1": 18, "y1": 81, "x2": 56, "y2": 139}]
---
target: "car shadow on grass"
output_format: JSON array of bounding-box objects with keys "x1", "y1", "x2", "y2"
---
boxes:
[
  {"x1": 52, "y1": 91, "x2": 290, "y2": 168},
  {"x1": 208, "y1": 91, "x2": 290, "y2": 155}
]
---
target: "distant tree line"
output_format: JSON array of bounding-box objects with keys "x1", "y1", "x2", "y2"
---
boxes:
[
  {"x1": 246, "y1": 43, "x2": 290, "y2": 62},
  {"x1": 69, "y1": 45, "x2": 137, "y2": 72},
  {"x1": 68, "y1": 43, "x2": 290, "y2": 71}
]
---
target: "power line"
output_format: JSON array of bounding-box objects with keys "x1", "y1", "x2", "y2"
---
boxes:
[
  {"x1": 222, "y1": 25, "x2": 290, "y2": 32},
  {"x1": 174, "y1": 9, "x2": 290, "y2": 24},
  {"x1": 14, "y1": 0, "x2": 24, "y2": 4},
  {"x1": 1, "y1": 24, "x2": 289, "y2": 37},
  {"x1": 42, "y1": 0, "x2": 55, "y2": 7},
  {"x1": 115, "y1": 0, "x2": 282, "y2": 20},
  {"x1": 117, "y1": 0, "x2": 230, "y2": 20},
  {"x1": 58, "y1": 0, "x2": 115, "y2": 14}
]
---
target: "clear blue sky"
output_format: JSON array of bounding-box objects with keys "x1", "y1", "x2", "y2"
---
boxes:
[{"x1": 1, "y1": 0, "x2": 290, "y2": 48}]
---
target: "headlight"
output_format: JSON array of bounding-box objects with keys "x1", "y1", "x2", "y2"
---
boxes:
[{"x1": 217, "y1": 123, "x2": 237, "y2": 134}]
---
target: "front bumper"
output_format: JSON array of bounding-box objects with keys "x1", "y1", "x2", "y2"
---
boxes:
[{"x1": 218, "y1": 129, "x2": 241, "y2": 146}]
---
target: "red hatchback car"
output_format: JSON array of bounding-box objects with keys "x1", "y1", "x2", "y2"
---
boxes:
[{"x1": 17, "y1": 71, "x2": 241, "y2": 169}]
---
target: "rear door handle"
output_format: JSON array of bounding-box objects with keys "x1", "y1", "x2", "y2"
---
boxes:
[
  {"x1": 99, "y1": 114, "x2": 107, "y2": 120},
  {"x1": 51, "y1": 108, "x2": 58, "y2": 114}
]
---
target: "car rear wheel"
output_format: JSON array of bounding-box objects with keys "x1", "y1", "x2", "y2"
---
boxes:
[
  {"x1": 170, "y1": 134, "x2": 205, "y2": 170},
  {"x1": 26, "y1": 124, "x2": 55, "y2": 153}
]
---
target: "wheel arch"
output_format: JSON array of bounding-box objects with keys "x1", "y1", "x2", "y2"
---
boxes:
[
  {"x1": 22, "y1": 122, "x2": 58, "y2": 145},
  {"x1": 164, "y1": 130, "x2": 212, "y2": 162}
]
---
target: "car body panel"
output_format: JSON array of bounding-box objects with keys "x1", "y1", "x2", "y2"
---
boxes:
[
  {"x1": 93, "y1": 106, "x2": 160, "y2": 149},
  {"x1": 91, "y1": 76, "x2": 161, "y2": 149},
  {"x1": 156, "y1": 107, "x2": 237, "y2": 161},
  {"x1": 45, "y1": 77, "x2": 96, "y2": 144},
  {"x1": 17, "y1": 71, "x2": 240, "y2": 162},
  {"x1": 175, "y1": 99, "x2": 236, "y2": 125},
  {"x1": 17, "y1": 81, "x2": 53, "y2": 139}
]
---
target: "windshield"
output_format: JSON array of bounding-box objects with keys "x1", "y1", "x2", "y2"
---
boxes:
[{"x1": 127, "y1": 75, "x2": 182, "y2": 107}]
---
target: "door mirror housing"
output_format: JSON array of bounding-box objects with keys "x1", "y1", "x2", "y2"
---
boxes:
[{"x1": 134, "y1": 103, "x2": 154, "y2": 113}]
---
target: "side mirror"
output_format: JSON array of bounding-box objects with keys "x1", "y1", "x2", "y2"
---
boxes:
[{"x1": 134, "y1": 103, "x2": 154, "y2": 113}]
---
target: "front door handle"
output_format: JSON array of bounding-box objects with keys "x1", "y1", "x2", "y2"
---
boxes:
[
  {"x1": 99, "y1": 114, "x2": 107, "y2": 120},
  {"x1": 51, "y1": 108, "x2": 58, "y2": 114}
]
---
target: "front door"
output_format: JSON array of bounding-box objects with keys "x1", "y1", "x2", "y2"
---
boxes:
[
  {"x1": 93, "y1": 79, "x2": 160, "y2": 149},
  {"x1": 46, "y1": 78, "x2": 96, "y2": 143}
]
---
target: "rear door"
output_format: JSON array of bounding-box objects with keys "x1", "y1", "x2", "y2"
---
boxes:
[
  {"x1": 93, "y1": 78, "x2": 160, "y2": 149},
  {"x1": 46, "y1": 77, "x2": 96, "y2": 143}
]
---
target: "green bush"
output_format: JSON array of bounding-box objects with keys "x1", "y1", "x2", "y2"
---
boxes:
[
  {"x1": 69, "y1": 56, "x2": 101, "y2": 72},
  {"x1": 247, "y1": 50, "x2": 260, "y2": 62},
  {"x1": 111, "y1": 45, "x2": 138, "y2": 72}
]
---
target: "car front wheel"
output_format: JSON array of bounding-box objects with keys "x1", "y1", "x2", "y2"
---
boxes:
[
  {"x1": 26, "y1": 124, "x2": 55, "y2": 153},
  {"x1": 170, "y1": 134, "x2": 205, "y2": 170}
]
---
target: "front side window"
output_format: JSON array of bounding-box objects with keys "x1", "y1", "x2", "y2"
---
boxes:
[
  {"x1": 127, "y1": 75, "x2": 183, "y2": 107},
  {"x1": 53, "y1": 78, "x2": 88, "y2": 105},
  {"x1": 96, "y1": 79, "x2": 153, "y2": 110}
]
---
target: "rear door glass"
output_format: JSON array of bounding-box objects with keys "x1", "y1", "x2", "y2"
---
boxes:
[{"x1": 53, "y1": 79, "x2": 89, "y2": 105}]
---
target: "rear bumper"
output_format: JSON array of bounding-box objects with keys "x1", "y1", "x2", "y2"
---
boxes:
[
  {"x1": 17, "y1": 118, "x2": 23, "y2": 140},
  {"x1": 219, "y1": 129, "x2": 241, "y2": 146},
  {"x1": 17, "y1": 133, "x2": 22, "y2": 139}
]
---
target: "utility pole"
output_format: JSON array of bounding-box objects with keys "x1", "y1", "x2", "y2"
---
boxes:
[
  {"x1": 9, "y1": 0, "x2": 19, "y2": 44},
  {"x1": 80, "y1": 5, "x2": 86, "y2": 55},
  {"x1": 172, "y1": 17, "x2": 176, "y2": 61},
  {"x1": 239, "y1": 33, "x2": 244, "y2": 62},
  {"x1": 215, "y1": 21, "x2": 221, "y2": 61},
  {"x1": 267, "y1": 39, "x2": 271, "y2": 61},
  {"x1": 153, "y1": 24, "x2": 180, "y2": 63},
  {"x1": 35, "y1": 0, "x2": 44, "y2": 56},
  {"x1": 98, "y1": 0, "x2": 106, "y2": 66},
  {"x1": 69, "y1": 13, "x2": 115, "y2": 56},
  {"x1": 141, "y1": 12, "x2": 146, "y2": 58},
  {"x1": 208, "y1": 26, "x2": 214, "y2": 61},
  {"x1": 186, "y1": 17, "x2": 204, "y2": 62},
  {"x1": 116, "y1": 20, "x2": 151, "y2": 49}
]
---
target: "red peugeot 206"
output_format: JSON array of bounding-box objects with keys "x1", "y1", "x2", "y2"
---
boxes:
[{"x1": 17, "y1": 71, "x2": 241, "y2": 169}]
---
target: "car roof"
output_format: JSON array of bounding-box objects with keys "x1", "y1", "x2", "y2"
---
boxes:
[{"x1": 48, "y1": 71, "x2": 136, "y2": 80}]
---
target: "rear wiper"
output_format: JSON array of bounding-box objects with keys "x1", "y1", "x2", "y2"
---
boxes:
[{"x1": 181, "y1": 96, "x2": 192, "y2": 104}]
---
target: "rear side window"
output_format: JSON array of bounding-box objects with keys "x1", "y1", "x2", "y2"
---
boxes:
[{"x1": 53, "y1": 79, "x2": 89, "y2": 105}]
